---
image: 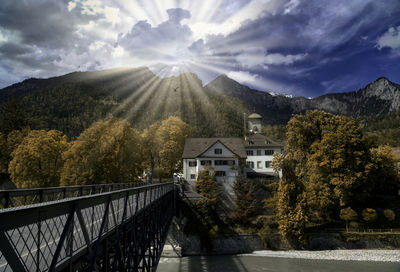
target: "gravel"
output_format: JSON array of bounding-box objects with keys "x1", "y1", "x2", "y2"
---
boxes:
[{"x1": 241, "y1": 250, "x2": 400, "y2": 263}]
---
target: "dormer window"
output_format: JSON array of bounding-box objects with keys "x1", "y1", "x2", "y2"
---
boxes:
[
  {"x1": 265, "y1": 140, "x2": 271, "y2": 144},
  {"x1": 214, "y1": 148, "x2": 222, "y2": 154},
  {"x1": 248, "y1": 141, "x2": 254, "y2": 145}
]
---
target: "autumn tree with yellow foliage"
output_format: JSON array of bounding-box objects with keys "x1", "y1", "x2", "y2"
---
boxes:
[
  {"x1": 142, "y1": 116, "x2": 190, "y2": 180},
  {"x1": 8, "y1": 130, "x2": 68, "y2": 188},
  {"x1": 61, "y1": 117, "x2": 143, "y2": 185},
  {"x1": 274, "y1": 110, "x2": 400, "y2": 242}
]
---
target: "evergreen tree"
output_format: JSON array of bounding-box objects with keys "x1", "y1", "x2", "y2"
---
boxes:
[{"x1": 232, "y1": 176, "x2": 257, "y2": 225}]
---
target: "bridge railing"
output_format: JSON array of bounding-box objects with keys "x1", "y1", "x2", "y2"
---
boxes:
[
  {"x1": 0, "y1": 182, "x2": 147, "y2": 209},
  {"x1": 0, "y1": 182, "x2": 175, "y2": 272}
]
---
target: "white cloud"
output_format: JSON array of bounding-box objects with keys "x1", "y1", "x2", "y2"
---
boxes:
[
  {"x1": 377, "y1": 26, "x2": 400, "y2": 50},
  {"x1": 89, "y1": 41, "x2": 105, "y2": 50},
  {"x1": 0, "y1": 32, "x2": 7, "y2": 43},
  {"x1": 227, "y1": 70, "x2": 260, "y2": 84},
  {"x1": 235, "y1": 47, "x2": 267, "y2": 68},
  {"x1": 235, "y1": 48, "x2": 307, "y2": 68},
  {"x1": 283, "y1": 0, "x2": 300, "y2": 14},
  {"x1": 104, "y1": 6, "x2": 120, "y2": 24},
  {"x1": 80, "y1": 0, "x2": 103, "y2": 15},
  {"x1": 188, "y1": 0, "x2": 289, "y2": 40},
  {"x1": 67, "y1": 1, "x2": 76, "y2": 12},
  {"x1": 264, "y1": 53, "x2": 307, "y2": 65},
  {"x1": 112, "y1": 45, "x2": 124, "y2": 57},
  {"x1": 118, "y1": 9, "x2": 195, "y2": 64}
]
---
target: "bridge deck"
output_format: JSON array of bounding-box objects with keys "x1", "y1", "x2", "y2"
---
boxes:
[{"x1": 0, "y1": 182, "x2": 176, "y2": 272}]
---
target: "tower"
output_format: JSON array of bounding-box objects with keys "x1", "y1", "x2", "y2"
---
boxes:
[{"x1": 247, "y1": 113, "x2": 262, "y2": 133}]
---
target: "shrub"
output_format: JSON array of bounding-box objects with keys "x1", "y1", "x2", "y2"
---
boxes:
[
  {"x1": 383, "y1": 209, "x2": 396, "y2": 221},
  {"x1": 362, "y1": 208, "x2": 377, "y2": 223}
]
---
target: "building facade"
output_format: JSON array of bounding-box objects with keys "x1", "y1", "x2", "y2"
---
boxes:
[
  {"x1": 244, "y1": 133, "x2": 283, "y2": 180},
  {"x1": 181, "y1": 113, "x2": 284, "y2": 194},
  {"x1": 182, "y1": 138, "x2": 247, "y2": 194}
]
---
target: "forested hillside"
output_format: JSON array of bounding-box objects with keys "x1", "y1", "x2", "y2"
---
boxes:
[
  {"x1": 1, "y1": 67, "x2": 400, "y2": 145},
  {"x1": 0, "y1": 68, "x2": 248, "y2": 138},
  {"x1": 359, "y1": 110, "x2": 400, "y2": 146}
]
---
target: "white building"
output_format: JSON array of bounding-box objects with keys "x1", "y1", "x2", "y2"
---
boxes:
[
  {"x1": 181, "y1": 113, "x2": 285, "y2": 194},
  {"x1": 244, "y1": 133, "x2": 284, "y2": 180},
  {"x1": 182, "y1": 138, "x2": 247, "y2": 194}
]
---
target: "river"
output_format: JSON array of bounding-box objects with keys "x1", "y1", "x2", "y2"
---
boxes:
[{"x1": 157, "y1": 255, "x2": 400, "y2": 272}]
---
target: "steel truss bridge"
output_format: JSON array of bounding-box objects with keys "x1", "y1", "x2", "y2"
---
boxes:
[{"x1": 0, "y1": 182, "x2": 177, "y2": 272}]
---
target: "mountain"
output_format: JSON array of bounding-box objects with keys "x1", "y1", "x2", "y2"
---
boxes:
[
  {"x1": 1, "y1": 67, "x2": 399, "y2": 138},
  {"x1": 205, "y1": 75, "x2": 400, "y2": 123},
  {"x1": 311, "y1": 77, "x2": 400, "y2": 116},
  {"x1": 0, "y1": 68, "x2": 248, "y2": 138}
]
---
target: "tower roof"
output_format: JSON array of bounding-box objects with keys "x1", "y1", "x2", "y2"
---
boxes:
[{"x1": 248, "y1": 113, "x2": 262, "y2": 119}]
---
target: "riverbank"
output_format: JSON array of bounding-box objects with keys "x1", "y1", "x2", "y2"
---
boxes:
[{"x1": 240, "y1": 249, "x2": 400, "y2": 262}]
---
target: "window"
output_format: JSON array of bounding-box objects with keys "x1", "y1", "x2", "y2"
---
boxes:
[
  {"x1": 265, "y1": 161, "x2": 271, "y2": 168},
  {"x1": 214, "y1": 148, "x2": 222, "y2": 154},
  {"x1": 265, "y1": 140, "x2": 271, "y2": 144},
  {"x1": 188, "y1": 161, "x2": 197, "y2": 167},
  {"x1": 200, "y1": 160, "x2": 212, "y2": 166},
  {"x1": 248, "y1": 140, "x2": 254, "y2": 145},
  {"x1": 246, "y1": 150, "x2": 254, "y2": 156},
  {"x1": 265, "y1": 150, "x2": 274, "y2": 155},
  {"x1": 257, "y1": 161, "x2": 262, "y2": 169},
  {"x1": 215, "y1": 171, "x2": 226, "y2": 177},
  {"x1": 190, "y1": 174, "x2": 196, "y2": 179},
  {"x1": 246, "y1": 161, "x2": 254, "y2": 168},
  {"x1": 257, "y1": 150, "x2": 262, "y2": 156},
  {"x1": 215, "y1": 160, "x2": 235, "y2": 166}
]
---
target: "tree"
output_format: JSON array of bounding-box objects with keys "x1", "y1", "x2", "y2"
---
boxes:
[
  {"x1": 142, "y1": 121, "x2": 161, "y2": 181},
  {"x1": 8, "y1": 130, "x2": 68, "y2": 188},
  {"x1": 340, "y1": 207, "x2": 358, "y2": 231},
  {"x1": 262, "y1": 124, "x2": 286, "y2": 142},
  {"x1": 273, "y1": 110, "x2": 400, "y2": 242},
  {"x1": 231, "y1": 176, "x2": 257, "y2": 225},
  {"x1": 156, "y1": 116, "x2": 191, "y2": 178},
  {"x1": 0, "y1": 97, "x2": 30, "y2": 135},
  {"x1": 195, "y1": 167, "x2": 222, "y2": 204},
  {"x1": 0, "y1": 128, "x2": 31, "y2": 176},
  {"x1": 362, "y1": 208, "x2": 377, "y2": 225},
  {"x1": 0, "y1": 133, "x2": 7, "y2": 174},
  {"x1": 365, "y1": 145, "x2": 400, "y2": 196},
  {"x1": 142, "y1": 116, "x2": 190, "y2": 180},
  {"x1": 61, "y1": 117, "x2": 143, "y2": 185},
  {"x1": 276, "y1": 157, "x2": 308, "y2": 243}
]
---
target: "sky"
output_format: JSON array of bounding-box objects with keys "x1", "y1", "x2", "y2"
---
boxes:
[{"x1": 0, "y1": 0, "x2": 400, "y2": 97}]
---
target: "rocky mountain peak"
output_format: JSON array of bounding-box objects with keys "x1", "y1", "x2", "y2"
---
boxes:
[{"x1": 362, "y1": 77, "x2": 398, "y2": 100}]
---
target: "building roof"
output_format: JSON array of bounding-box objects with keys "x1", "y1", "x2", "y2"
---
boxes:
[
  {"x1": 182, "y1": 138, "x2": 247, "y2": 159},
  {"x1": 248, "y1": 113, "x2": 263, "y2": 119},
  {"x1": 245, "y1": 133, "x2": 284, "y2": 148}
]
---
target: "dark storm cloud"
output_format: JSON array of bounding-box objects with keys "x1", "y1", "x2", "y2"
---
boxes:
[
  {"x1": 192, "y1": 0, "x2": 400, "y2": 96},
  {"x1": 0, "y1": 0, "x2": 400, "y2": 97},
  {"x1": 0, "y1": 0, "x2": 95, "y2": 49},
  {"x1": 0, "y1": 42, "x2": 34, "y2": 56},
  {"x1": 118, "y1": 8, "x2": 193, "y2": 62},
  {"x1": 166, "y1": 8, "x2": 191, "y2": 24}
]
